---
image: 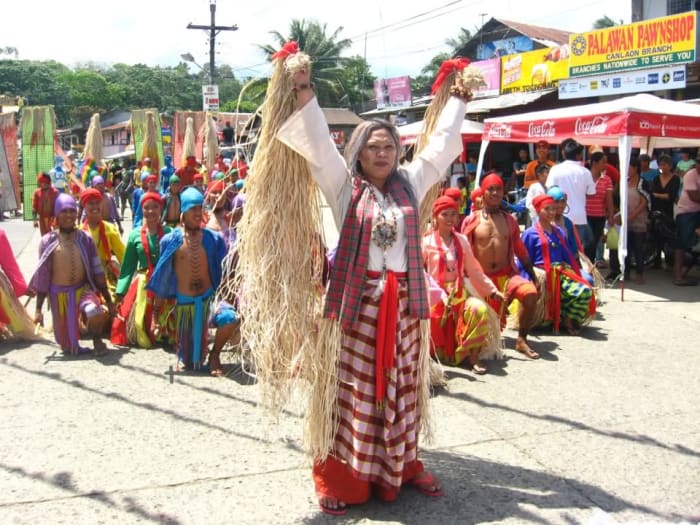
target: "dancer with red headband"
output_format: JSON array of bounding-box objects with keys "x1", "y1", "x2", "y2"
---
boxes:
[
  {"x1": 461, "y1": 172, "x2": 541, "y2": 358},
  {"x1": 520, "y1": 194, "x2": 596, "y2": 335},
  {"x1": 32, "y1": 172, "x2": 59, "y2": 235},
  {"x1": 423, "y1": 196, "x2": 503, "y2": 374}
]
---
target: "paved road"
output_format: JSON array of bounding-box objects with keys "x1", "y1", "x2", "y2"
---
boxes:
[{"x1": 1, "y1": 217, "x2": 699, "y2": 525}]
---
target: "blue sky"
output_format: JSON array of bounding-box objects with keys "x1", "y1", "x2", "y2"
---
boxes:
[{"x1": 2, "y1": 0, "x2": 630, "y2": 80}]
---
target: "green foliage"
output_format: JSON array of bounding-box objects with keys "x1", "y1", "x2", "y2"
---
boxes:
[
  {"x1": 445, "y1": 27, "x2": 474, "y2": 53},
  {"x1": 259, "y1": 18, "x2": 372, "y2": 109},
  {"x1": 593, "y1": 16, "x2": 623, "y2": 29},
  {"x1": 409, "y1": 52, "x2": 451, "y2": 98},
  {"x1": 0, "y1": 59, "x2": 246, "y2": 127}
]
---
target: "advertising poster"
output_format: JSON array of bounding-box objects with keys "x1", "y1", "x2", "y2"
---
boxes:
[
  {"x1": 568, "y1": 12, "x2": 698, "y2": 77},
  {"x1": 477, "y1": 36, "x2": 533, "y2": 60},
  {"x1": 374, "y1": 76, "x2": 412, "y2": 109},
  {"x1": 500, "y1": 46, "x2": 569, "y2": 94},
  {"x1": 471, "y1": 58, "x2": 501, "y2": 98},
  {"x1": 559, "y1": 66, "x2": 686, "y2": 99}
]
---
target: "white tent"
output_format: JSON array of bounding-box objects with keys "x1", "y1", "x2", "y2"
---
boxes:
[
  {"x1": 477, "y1": 93, "x2": 700, "y2": 296},
  {"x1": 398, "y1": 119, "x2": 484, "y2": 146}
]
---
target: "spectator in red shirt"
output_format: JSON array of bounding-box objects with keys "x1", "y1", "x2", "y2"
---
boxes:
[{"x1": 585, "y1": 151, "x2": 614, "y2": 263}]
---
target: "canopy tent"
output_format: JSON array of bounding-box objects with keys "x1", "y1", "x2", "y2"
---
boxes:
[
  {"x1": 398, "y1": 119, "x2": 484, "y2": 146},
  {"x1": 477, "y1": 93, "x2": 700, "y2": 297}
]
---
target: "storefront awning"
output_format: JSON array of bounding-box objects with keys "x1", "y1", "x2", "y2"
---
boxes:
[{"x1": 466, "y1": 89, "x2": 556, "y2": 113}]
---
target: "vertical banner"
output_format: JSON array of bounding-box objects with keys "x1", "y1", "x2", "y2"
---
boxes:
[
  {"x1": 173, "y1": 111, "x2": 206, "y2": 167},
  {"x1": 471, "y1": 58, "x2": 502, "y2": 98},
  {"x1": 0, "y1": 113, "x2": 20, "y2": 213},
  {"x1": 202, "y1": 85, "x2": 220, "y2": 112},
  {"x1": 20, "y1": 107, "x2": 56, "y2": 221},
  {"x1": 131, "y1": 109, "x2": 165, "y2": 168}
]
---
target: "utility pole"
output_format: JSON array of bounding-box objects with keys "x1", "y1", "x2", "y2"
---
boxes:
[
  {"x1": 186, "y1": 0, "x2": 238, "y2": 84},
  {"x1": 478, "y1": 13, "x2": 488, "y2": 45}
]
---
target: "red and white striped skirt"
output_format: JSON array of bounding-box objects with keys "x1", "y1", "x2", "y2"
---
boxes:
[{"x1": 332, "y1": 276, "x2": 422, "y2": 490}]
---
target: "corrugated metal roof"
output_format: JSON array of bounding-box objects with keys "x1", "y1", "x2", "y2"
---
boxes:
[
  {"x1": 495, "y1": 18, "x2": 572, "y2": 46},
  {"x1": 322, "y1": 108, "x2": 364, "y2": 126}
]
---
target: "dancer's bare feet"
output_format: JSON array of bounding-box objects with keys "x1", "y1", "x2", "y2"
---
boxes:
[
  {"x1": 318, "y1": 495, "x2": 347, "y2": 515},
  {"x1": 208, "y1": 352, "x2": 224, "y2": 377},
  {"x1": 515, "y1": 337, "x2": 539, "y2": 359}
]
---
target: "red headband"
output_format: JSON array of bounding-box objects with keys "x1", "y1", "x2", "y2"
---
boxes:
[
  {"x1": 431, "y1": 58, "x2": 470, "y2": 95},
  {"x1": 208, "y1": 179, "x2": 224, "y2": 194},
  {"x1": 443, "y1": 187, "x2": 462, "y2": 203},
  {"x1": 140, "y1": 191, "x2": 163, "y2": 209},
  {"x1": 145, "y1": 174, "x2": 158, "y2": 184},
  {"x1": 533, "y1": 194, "x2": 555, "y2": 213},
  {"x1": 193, "y1": 173, "x2": 204, "y2": 181},
  {"x1": 432, "y1": 195, "x2": 459, "y2": 217},
  {"x1": 37, "y1": 172, "x2": 51, "y2": 184},
  {"x1": 480, "y1": 173, "x2": 504, "y2": 190},
  {"x1": 271, "y1": 41, "x2": 299, "y2": 60},
  {"x1": 80, "y1": 188, "x2": 103, "y2": 207},
  {"x1": 470, "y1": 187, "x2": 484, "y2": 201}
]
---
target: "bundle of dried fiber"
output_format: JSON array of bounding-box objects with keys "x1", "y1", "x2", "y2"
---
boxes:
[
  {"x1": 414, "y1": 59, "x2": 470, "y2": 227},
  {"x1": 141, "y1": 111, "x2": 161, "y2": 175},
  {"x1": 182, "y1": 117, "x2": 196, "y2": 166},
  {"x1": 83, "y1": 113, "x2": 103, "y2": 164},
  {"x1": 203, "y1": 114, "x2": 219, "y2": 174},
  {"x1": 233, "y1": 42, "x2": 327, "y2": 440}
]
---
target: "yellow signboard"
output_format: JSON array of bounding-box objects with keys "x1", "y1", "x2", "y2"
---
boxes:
[
  {"x1": 569, "y1": 12, "x2": 698, "y2": 77},
  {"x1": 500, "y1": 46, "x2": 569, "y2": 94}
]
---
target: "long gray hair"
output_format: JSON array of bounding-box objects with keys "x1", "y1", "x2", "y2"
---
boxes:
[
  {"x1": 343, "y1": 119, "x2": 417, "y2": 206},
  {"x1": 344, "y1": 119, "x2": 401, "y2": 177}
]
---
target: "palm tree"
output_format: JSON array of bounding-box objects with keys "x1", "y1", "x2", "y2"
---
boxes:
[
  {"x1": 258, "y1": 19, "x2": 353, "y2": 107},
  {"x1": 593, "y1": 16, "x2": 623, "y2": 29},
  {"x1": 0, "y1": 46, "x2": 19, "y2": 58},
  {"x1": 445, "y1": 28, "x2": 474, "y2": 54}
]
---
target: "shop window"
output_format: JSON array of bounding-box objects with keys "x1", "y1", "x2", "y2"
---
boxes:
[{"x1": 667, "y1": 0, "x2": 693, "y2": 14}]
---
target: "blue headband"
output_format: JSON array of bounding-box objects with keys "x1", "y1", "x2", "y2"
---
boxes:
[
  {"x1": 180, "y1": 187, "x2": 204, "y2": 213},
  {"x1": 547, "y1": 186, "x2": 566, "y2": 201}
]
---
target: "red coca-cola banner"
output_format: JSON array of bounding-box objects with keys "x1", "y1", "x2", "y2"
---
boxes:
[{"x1": 483, "y1": 116, "x2": 623, "y2": 141}]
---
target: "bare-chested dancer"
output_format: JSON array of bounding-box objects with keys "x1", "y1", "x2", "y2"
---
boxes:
[
  {"x1": 147, "y1": 187, "x2": 227, "y2": 371},
  {"x1": 28, "y1": 194, "x2": 114, "y2": 355},
  {"x1": 161, "y1": 174, "x2": 182, "y2": 228},
  {"x1": 461, "y1": 173, "x2": 540, "y2": 358}
]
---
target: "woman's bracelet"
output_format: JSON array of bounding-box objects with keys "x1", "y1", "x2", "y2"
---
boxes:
[{"x1": 293, "y1": 82, "x2": 314, "y2": 92}]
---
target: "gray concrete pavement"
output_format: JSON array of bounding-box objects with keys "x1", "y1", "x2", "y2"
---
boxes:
[{"x1": 1, "y1": 216, "x2": 699, "y2": 524}]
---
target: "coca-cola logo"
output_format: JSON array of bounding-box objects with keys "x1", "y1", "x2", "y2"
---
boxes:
[
  {"x1": 575, "y1": 116, "x2": 609, "y2": 135},
  {"x1": 488, "y1": 124, "x2": 512, "y2": 138},
  {"x1": 528, "y1": 120, "x2": 556, "y2": 138}
]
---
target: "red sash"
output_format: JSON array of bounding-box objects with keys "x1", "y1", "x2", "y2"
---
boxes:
[{"x1": 535, "y1": 223, "x2": 595, "y2": 332}]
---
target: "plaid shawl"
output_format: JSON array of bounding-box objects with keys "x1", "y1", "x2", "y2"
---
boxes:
[{"x1": 324, "y1": 172, "x2": 429, "y2": 331}]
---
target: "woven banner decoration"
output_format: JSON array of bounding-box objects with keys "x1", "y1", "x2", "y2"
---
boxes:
[
  {"x1": 20, "y1": 107, "x2": 56, "y2": 220},
  {"x1": 0, "y1": 113, "x2": 20, "y2": 212}
]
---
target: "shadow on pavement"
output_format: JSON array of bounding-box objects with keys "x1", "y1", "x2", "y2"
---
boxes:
[
  {"x1": 441, "y1": 389, "x2": 700, "y2": 462},
  {"x1": 0, "y1": 359, "x2": 301, "y2": 451},
  {"x1": 0, "y1": 461, "x2": 182, "y2": 524},
  {"x1": 300, "y1": 450, "x2": 663, "y2": 525}
]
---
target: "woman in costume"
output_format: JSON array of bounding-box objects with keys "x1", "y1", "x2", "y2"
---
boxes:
[
  {"x1": 113, "y1": 192, "x2": 173, "y2": 348},
  {"x1": 423, "y1": 196, "x2": 503, "y2": 373},
  {"x1": 520, "y1": 194, "x2": 596, "y2": 335},
  {"x1": 276, "y1": 64, "x2": 472, "y2": 514}
]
